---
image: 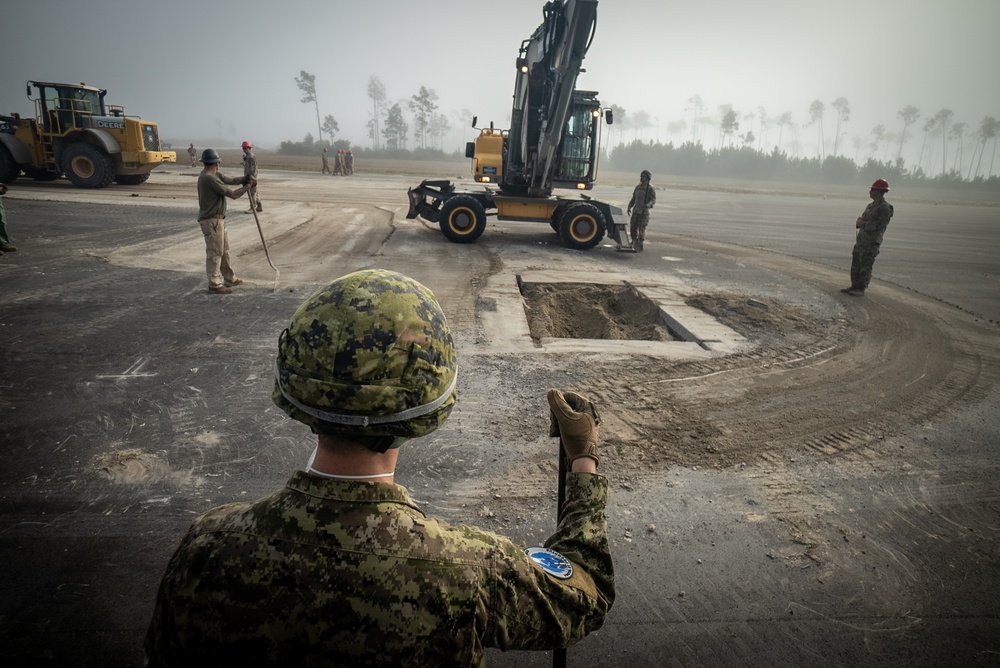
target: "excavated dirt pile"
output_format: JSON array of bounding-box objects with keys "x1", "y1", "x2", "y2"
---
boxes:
[{"x1": 520, "y1": 282, "x2": 680, "y2": 342}]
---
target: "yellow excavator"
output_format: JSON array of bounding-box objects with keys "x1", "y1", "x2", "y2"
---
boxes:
[
  {"x1": 0, "y1": 80, "x2": 175, "y2": 188},
  {"x1": 407, "y1": 0, "x2": 628, "y2": 250}
]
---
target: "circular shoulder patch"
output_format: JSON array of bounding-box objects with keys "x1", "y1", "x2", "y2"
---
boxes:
[{"x1": 525, "y1": 546, "x2": 573, "y2": 580}]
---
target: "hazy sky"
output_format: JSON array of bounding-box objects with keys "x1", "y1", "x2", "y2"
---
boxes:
[{"x1": 4, "y1": 0, "x2": 998, "y2": 168}]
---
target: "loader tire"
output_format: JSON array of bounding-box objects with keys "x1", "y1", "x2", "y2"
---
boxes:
[
  {"x1": 115, "y1": 173, "x2": 150, "y2": 186},
  {"x1": 0, "y1": 146, "x2": 20, "y2": 183},
  {"x1": 439, "y1": 195, "x2": 487, "y2": 244},
  {"x1": 558, "y1": 203, "x2": 605, "y2": 250},
  {"x1": 63, "y1": 143, "x2": 115, "y2": 188}
]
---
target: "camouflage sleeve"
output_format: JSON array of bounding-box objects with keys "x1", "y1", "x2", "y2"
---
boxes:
[
  {"x1": 863, "y1": 200, "x2": 893, "y2": 235},
  {"x1": 484, "y1": 473, "x2": 614, "y2": 650},
  {"x1": 628, "y1": 186, "x2": 637, "y2": 211},
  {"x1": 647, "y1": 186, "x2": 656, "y2": 209},
  {"x1": 144, "y1": 527, "x2": 202, "y2": 667}
]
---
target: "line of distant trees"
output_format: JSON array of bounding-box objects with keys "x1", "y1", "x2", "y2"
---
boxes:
[
  {"x1": 606, "y1": 140, "x2": 999, "y2": 191},
  {"x1": 607, "y1": 97, "x2": 1000, "y2": 184}
]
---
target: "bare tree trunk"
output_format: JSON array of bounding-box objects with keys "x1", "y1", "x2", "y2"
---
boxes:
[
  {"x1": 314, "y1": 100, "x2": 323, "y2": 146},
  {"x1": 989, "y1": 137, "x2": 998, "y2": 178}
]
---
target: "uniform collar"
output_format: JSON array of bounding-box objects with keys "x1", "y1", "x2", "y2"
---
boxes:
[{"x1": 285, "y1": 469, "x2": 423, "y2": 511}]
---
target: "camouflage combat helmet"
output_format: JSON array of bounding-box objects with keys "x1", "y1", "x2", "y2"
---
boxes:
[
  {"x1": 640, "y1": 169, "x2": 652, "y2": 180},
  {"x1": 273, "y1": 269, "x2": 457, "y2": 451}
]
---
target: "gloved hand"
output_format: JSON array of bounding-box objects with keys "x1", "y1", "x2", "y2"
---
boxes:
[
  {"x1": 627, "y1": 208, "x2": 632, "y2": 216},
  {"x1": 547, "y1": 389, "x2": 600, "y2": 466}
]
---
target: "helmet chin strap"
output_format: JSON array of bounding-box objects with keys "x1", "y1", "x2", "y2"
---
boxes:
[{"x1": 305, "y1": 446, "x2": 394, "y2": 480}]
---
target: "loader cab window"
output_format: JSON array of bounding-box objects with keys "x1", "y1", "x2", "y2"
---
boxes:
[
  {"x1": 555, "y1": 103, "x2": 597, "y2": 181},
  {"x1": 39, "y1": 85, "x2": 102, "y2": 134}
]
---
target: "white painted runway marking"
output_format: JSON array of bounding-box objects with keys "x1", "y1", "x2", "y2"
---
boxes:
[{"x1": 96, "y1": 357, "x2": 157, "y2": 380}]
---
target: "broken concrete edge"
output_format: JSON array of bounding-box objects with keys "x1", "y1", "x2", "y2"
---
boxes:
[{"x1": 467, "y1": 270, "x2": 750, "y2": 359}]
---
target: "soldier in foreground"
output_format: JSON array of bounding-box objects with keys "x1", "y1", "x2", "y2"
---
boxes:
[
  {"x1": 145, "y1": 269, "x2": 615, "y2": 666},
  {"x1": 842, "y1": 178, "x2": 894, "y2": 296},
  {"x1": 0, "y1": 183, "x2": 17, "y2": 256},
  {"x1": 627, "y1": 169, "x2": 656, "y2": 251}
]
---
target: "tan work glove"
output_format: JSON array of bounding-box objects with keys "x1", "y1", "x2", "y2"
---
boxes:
[{"x1": 547, "y1": 389, "x2": 600, "y2": 466}]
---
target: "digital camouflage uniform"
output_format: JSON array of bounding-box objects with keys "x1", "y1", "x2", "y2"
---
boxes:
[
  {"x1": 628, "y1": 179, "x2": 656, "y2": 248},
  {"x1": 243, "y1": 150, "x2": 261, "y2": 211},
  {"x1": 322, "y1": 150, "x2": 331, "y2": 174},
  {"x1": 0, "y1": 186, "x2": 12, "y2": 249},
  {"x1": 187, "y1": 145, "x2": 197, "y2": 167},
  {"x1": 850, "y1": 197, "x2": 894, "y2": 291},
  {"x1": 197, "y1": 170, "x2": 243, "y2": 289},
  {"x1": 145, "y1": 472, "x2": 613, "y2": 666},
  {"x1": 345, "y1": 150, "x2": 354, "y2": 175},
  {"x1": 145, "y1": 269, "x2": 615, "y2": 665}
]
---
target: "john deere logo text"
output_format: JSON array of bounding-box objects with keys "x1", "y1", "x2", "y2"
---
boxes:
[{"x1": 97, "y1": 120, "x2": 125, "y2": 130}]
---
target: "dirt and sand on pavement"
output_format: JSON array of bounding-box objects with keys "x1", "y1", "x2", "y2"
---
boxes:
[{"x1": 2, "y1": 161, "x2": 998, "y2": 666}]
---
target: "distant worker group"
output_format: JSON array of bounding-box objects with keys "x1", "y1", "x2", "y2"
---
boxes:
[{"x1": 324, "y1": 148, "x2": 354, "y2": 176}]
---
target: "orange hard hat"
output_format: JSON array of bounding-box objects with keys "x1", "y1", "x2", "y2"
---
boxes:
[
  {"x1": 242, "y1": 141, "x2": 253, "y2": 149},
  {"x1": 870, "y1": 178, "x2": 890, "y2": 191}
]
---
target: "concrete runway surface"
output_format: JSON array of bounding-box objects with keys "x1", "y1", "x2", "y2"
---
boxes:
[{"x1": 0, "y1": 166, "x2": 998, "y2": 667}]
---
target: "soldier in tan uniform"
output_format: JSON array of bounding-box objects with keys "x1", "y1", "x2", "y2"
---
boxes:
[
  {"x1": 627, "y1": 169, "x2": 656, "y2": 251},
  {"x1": 242, "y1": 140, "x2": 262, "y2": 212},
  {"x1": 145, "y1": 269, "x2": 615, "y2": 666},
  {"x1": 195, "y1": 149, "x2": 252, "y2": 294},
  {"x1": 187, "y1": 143, "x2": 197, "y2": 167}
]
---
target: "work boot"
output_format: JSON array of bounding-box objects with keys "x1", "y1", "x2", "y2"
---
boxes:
[
  {"x1": 224, "y1": 278, "x2": 244, "y2": 287},
  {"x1": 256, "y1": 205, "x2": 263, "y2": 212},
  {"x1": 847, "y1": 287, "x2": 865, "y2": 296},
  {"x1": 208, "y1": 285, "x2": 233, "y2": 294},
  {"x1": 0, "y1": 243, "x2": 17, "y2": 252}
]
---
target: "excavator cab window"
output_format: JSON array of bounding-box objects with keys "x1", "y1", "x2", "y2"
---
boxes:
[{"x1": 553, "y1": 100, "x2": 598, "y2": 182}]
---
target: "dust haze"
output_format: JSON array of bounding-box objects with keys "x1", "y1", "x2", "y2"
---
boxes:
[{"x1": 3, "y1": 0, "x2": 999, "y2": 168}]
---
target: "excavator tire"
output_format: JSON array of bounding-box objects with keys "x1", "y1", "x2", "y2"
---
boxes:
[
  {"x1": 558, "y1": 202, "x2": 606, "y2": 250},
  {"x1": 439, "y1": 195, "x2": 487, "y2": 244},
  {"x1": 63, "y1": 143, "x2": 115, "y2": 188}
]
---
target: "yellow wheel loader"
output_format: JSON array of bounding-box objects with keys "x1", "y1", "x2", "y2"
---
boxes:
[{"x1": 0, "y1": 81, "x2": 175, "y2": 188}]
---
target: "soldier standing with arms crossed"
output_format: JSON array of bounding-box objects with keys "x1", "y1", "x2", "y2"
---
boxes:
[
  {"x1": 842, "y1": 178, "x2": 894, "y2": 296},
  {"x1": 196, "y1": 149, "x2": 252, "y2": 294},
  {"x1": 145, "y1": 269, "x2": 615, "y2": 665}
]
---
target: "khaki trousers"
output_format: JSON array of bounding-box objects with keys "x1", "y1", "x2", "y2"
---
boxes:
[{"x1": 199, "y1": 216, "x2": 237, "y2": 288}]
